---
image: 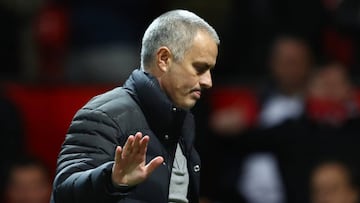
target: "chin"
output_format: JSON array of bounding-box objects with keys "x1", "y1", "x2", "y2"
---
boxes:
[
  {"x1": 174, "y1": 97, "x2": 197, "y2": 110},
  {"x1": 182, "y1": 101, "x2": 197, "y2": 110}
]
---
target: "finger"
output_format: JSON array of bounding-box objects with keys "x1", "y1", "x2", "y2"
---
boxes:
[
  {"x1": 132, "y1": 132, "x2": 143, "y2": 153},
  {"x1": 145, "y1": 156, "x2": 164, "y2": 175},
  {"x1": 139, "y1": 135, "x2": 150, "y2": 155},
  {"x1": 122, "y1": 135, "x2": 134, "y2": 158},
  {"x1": 114, "y1": 146, "x2": 122, "y2": 164}
]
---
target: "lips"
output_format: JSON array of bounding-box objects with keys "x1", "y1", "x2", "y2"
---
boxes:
[{"x1": 191, "y1": 89, "x2": 202, "y2": 99}]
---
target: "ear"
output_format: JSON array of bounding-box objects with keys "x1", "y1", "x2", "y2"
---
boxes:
[{"x1": 156, "y1": 46, "x2": 172, "y2": 72}]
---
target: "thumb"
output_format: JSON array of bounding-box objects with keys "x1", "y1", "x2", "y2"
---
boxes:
[{"x1": 145, "y1": 156, "x2": 164, "y2": 175}]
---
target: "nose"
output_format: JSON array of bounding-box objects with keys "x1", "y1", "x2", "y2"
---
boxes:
[{"x1": 199, "y1": 70, "x2": 212, "y2": 89}]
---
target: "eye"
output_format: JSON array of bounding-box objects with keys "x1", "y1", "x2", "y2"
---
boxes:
[{"x1": 193, "y1": 63, "x2": 211, "y2": 75}]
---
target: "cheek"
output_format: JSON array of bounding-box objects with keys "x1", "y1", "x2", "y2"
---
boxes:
[
  {"x1": 171, "y1": 73, "x2": 193, "y2": 90},
  {"x1": 169, "y1": 64, "x2": 198, "y2": 93},
  {"x1": 177, "y1": 77, "x2": 198, "y2": 93}
]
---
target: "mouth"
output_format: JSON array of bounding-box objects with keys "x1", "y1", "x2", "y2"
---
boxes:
[{"x1": 190, "y1": 89, "x2": 202, "y2": 99}]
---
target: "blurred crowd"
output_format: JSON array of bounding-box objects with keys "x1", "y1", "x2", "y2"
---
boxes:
[
  {"x1": 195, "y1": 36, "x2": 360, "y2": 203},
  {"x1": 1, "y1": 0, "x2": 360, "y2": 203}
]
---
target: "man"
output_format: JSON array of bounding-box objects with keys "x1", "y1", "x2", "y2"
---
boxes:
[
  {"x1": 258, "y1": 35, "x2": 313, "y2": 128},
  {"x1": 311, "y1": 160, "x2": 359, "y2": 203},
  {"x1": 0, "y1": 90, "x2": 25, "y2": 201},
  {"x1": 5, "y1": 156, "x2": 51, "y2": 203},
  {"x1": 51, "y1": 9, "x2": 219, "y2": 203}
]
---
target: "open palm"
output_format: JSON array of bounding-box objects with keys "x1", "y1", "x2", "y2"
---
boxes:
[{"x1": 112, "y1": 132, "x2": 164, "y2": 187}]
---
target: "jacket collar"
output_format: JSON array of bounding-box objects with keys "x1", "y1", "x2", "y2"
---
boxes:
[{"x1": 123, "y1": 69, "x2": 187, "y2": 142}]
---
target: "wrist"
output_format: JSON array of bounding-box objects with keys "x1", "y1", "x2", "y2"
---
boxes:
[
  {"x1": 111, "y1": 178, "x2": 129, "y2": 189},
  {"x1": 107, "y1": 171, "x2": 133, "y2": 194},
  {"x1": 111, "y1": 171, "x2": 129, "y2": 187}
]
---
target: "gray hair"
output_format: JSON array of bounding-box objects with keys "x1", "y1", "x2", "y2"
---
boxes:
[{"x1": 140, "y1": 9, "x2": 220, "y2": 70}]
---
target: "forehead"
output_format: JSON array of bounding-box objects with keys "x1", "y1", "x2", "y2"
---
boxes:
[
  {"x1": 314, "y1": 164, "x2": 349, "y2": 181},
  {"x1": 184, "y1": 30, "x2": 218, "y2": 65},
  {"x1": 274, "y1": 40, "x2": 309, "y2": 59}
]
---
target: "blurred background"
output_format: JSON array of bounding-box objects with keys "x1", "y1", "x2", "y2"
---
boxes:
[{"x1": 1, "y1": 0, "x2": 360, "y2": 203}]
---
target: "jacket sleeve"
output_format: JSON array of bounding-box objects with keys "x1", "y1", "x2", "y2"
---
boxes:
[{"x1": 52, "y1": 108, "x2": 132, "y2": 203}]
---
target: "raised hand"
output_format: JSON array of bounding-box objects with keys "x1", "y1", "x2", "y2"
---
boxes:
[{"x1": 111, "y1": 132, "x2": 164, "y2": 187}]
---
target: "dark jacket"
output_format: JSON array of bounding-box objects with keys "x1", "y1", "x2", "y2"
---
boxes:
[{"x1": 51, "y1": 70, "x2": 201, "y2": 203}]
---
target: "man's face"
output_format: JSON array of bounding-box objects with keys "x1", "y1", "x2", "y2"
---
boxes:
[
  {"x1": 6, "y1": 166, "x2": 51, "y2": 203},
  {"x1": 271, "y1": 39, "x2": 311, "y2": 91},
  {"x1": 160, "y1": 30, "x2": 218, "y2": 109},
  {"x1": 311, "y1": 164, "x2": 358, "y2": 203}
]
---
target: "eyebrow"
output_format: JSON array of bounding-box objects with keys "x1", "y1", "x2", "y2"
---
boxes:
[{"x1": 193, "y1": 62, "x2": 215, "y2": 70}]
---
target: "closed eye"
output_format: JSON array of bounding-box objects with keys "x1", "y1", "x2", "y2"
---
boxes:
[{"x1": 193, "y1": 62, "x2": 213, "y2": 75}]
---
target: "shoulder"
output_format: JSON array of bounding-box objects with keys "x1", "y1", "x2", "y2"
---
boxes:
[
  {"x1": 83, "y1": 87, "x2": 140, "y2": 117},
  {"x1": 73, "y1": 87, "x2": 146, "y2": 128}
]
